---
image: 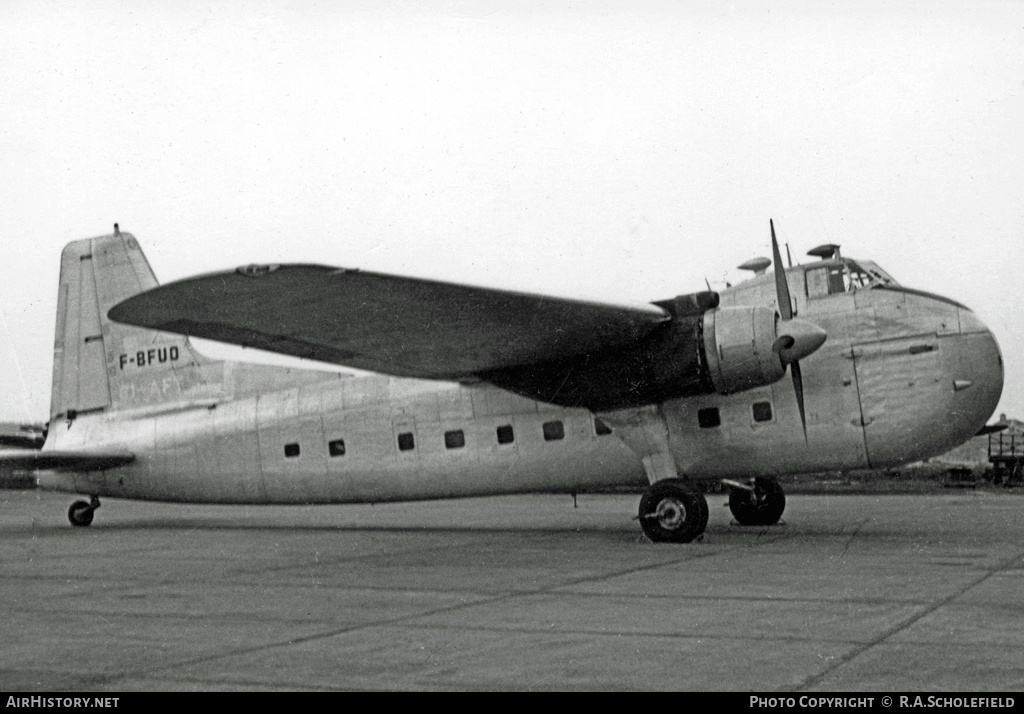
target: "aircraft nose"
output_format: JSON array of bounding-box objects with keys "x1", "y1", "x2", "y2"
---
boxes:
[
  {"x1": 951, "y1": 307, "x2": 1004, "y2": 432},
  {"x1": 855, "y1": 293, "x2": 1003, "y2": 468}
]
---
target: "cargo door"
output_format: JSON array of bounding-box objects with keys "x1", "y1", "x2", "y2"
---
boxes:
[
  {"x1": 787, "y1": 344, "x2": 869, "y2": 471},
  {"x1": 852, "y1": 336, "x2": 941, "y2": 467}
]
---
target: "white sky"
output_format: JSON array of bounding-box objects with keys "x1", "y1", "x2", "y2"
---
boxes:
[{"x1": 1, "y1": 0, "x2": 1022, "y2": 424}]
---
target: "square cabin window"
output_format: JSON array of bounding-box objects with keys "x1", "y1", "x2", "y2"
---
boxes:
[
  {"x1": 697, "y1": 408, "x2": 721, "y2": 429},
  {"x1": 397, "y1": 432, "x2": 415, "y2": 451},
  {"x1": 752, "y1": 401, "x2": 773, "y2": 423},
  {"x1": 444, "y1": 429, "x2": 465, "y2": 449},
  {"x1": 328, "y1": 439, "x2": 346, "y2": 457},
  {"x1": 496, "y1": 424, "x2": 515, "y2": 444},
  {"x1": 543, "y1": 420, "x2": 565, "y2": 441},
  {"x1": 284, "y1": 442, "x2": 300, "y2": 458},
  {"x1": 594, "y1": 418, "x2": 613, "y2": 436}
]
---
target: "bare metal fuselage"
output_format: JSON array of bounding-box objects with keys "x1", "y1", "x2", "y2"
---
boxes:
[{"x1": 39, "y1": 258, "x2": 1003, "y2": 505}]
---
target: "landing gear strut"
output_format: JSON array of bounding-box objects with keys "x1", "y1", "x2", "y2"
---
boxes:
[
  {"x1": 727, "y1": 477, "x2": 786, "y2": 526},
  {"x1": 638, "y1": 479, "x2": 709, "y2": 543},
  {"x1": 68, "y1": 496, "x2": 100, "y2": 527}
]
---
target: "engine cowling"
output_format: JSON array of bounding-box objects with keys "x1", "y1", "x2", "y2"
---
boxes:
[
  {"x1": 702, "y1": 306, "x2": 786, "y2": 395},
  {"x1": 477, "y1": 292, "x2": 824, "y2": 411}
]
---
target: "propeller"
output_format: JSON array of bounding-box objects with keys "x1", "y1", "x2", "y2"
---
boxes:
[{"x1": 769, "y1": 219, "x2": 826, "y2": 441}]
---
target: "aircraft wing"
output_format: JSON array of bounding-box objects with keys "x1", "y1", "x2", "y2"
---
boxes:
[
  {"x1": 0, "y1": 450, "x2": 135, "y2": 473},
  {"x1": 109, "y1": 265, "x2": 671, "y2": 379}
]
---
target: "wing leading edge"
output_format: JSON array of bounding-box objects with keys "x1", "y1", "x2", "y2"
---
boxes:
[{"x1": 110, "y1": 264, "x2": 727, "y2": 410}]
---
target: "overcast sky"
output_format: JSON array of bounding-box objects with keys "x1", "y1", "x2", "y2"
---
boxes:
[{"x1": 1, "y1": 0, "x2": 1022, "y2": 424}]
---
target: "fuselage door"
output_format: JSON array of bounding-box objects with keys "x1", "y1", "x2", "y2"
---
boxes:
[{"x1": 852, "y1": 337, "x2": 942, "y2": 468}]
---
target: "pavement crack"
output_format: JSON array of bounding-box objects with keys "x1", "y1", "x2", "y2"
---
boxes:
[
  {"x1": 793, "y1": 546, "x2": 1024, "y2": 692},
  {"x1": 839, "y1": 519, "x2": 870, "y2": 559}
]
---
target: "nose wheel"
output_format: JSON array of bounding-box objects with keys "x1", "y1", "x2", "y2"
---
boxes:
[
  {"x1": 638, "y1": 479, "x2": 709, "y2": 543},
  {"x1": 727, "y1": 477, "x2": 786, "y2": 526},
  {"x1": 68, "y1": 496, "x2": 100, "y2": 527}
]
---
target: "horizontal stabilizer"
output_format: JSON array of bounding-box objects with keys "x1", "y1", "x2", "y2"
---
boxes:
[
  {"x1": 0, "y1": 450, "x2": 135, "y2": 473},
  {"x1": 0, "y1": 424, "x2": 46, "y2": 449},
  {"x1": 976, "y1": 423, "x2": 1009, "y2": 436},
  {"x1": 109, "y1": 265, "x2": 670, "y2": 379}
]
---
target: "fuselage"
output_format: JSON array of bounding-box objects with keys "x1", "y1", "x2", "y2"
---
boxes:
[
  {"x1": 39, "y1": 255, "x2": 1003, "y2": 504},
  {"x1": 42, "y1": 374, "x2": 647, "y2": 503}
]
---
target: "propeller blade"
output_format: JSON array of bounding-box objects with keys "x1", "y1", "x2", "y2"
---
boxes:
[
  {"x1": 770, "y1": 219, "x2": 793, "y2": 320},
  {"x1": 770, "y1": 219, "x2": 814, "y2": 442},
  {"x1": 791, "y1": 360, "x2": 808, "y2": 441}
]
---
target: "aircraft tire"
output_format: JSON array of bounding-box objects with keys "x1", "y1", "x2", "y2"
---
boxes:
[
  {"x1": 68, "y1": 501, "x2": 94, "y2": 527},
  {"x1": 728, "y1": 477, "x2": 786, "y2": 526},
  {"x1": 638, "y1": 479, "x2": 708, "y2": 543}
]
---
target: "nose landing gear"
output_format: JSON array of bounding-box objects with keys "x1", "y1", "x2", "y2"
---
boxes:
[{"x1": 68, "y1": 496, "x2": 100, "y2": 527}]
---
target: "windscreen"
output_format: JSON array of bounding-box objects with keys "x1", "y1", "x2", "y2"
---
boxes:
[{"x1": 848, "y1": 260, "x2": 899, "y2": 288}]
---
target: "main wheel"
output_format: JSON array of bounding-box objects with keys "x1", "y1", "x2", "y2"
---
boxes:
[
  {"x1": 638, "y1": 479, "x2": 709, "y2": 543},
  {"x1": 728, "y1": 477, "x2": 786, "y2": 526},
  {"x1": 68, "y1": 501, "x2": 94, "y2": 527}
]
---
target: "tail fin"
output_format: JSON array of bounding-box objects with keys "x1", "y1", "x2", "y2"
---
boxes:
[{"x1": 50, "y1": 229, "x2": 221, "y2": 422}]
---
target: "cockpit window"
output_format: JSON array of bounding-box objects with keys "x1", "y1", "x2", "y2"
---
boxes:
[
  {"x1": 854, "y1": 260, "x2": 899, "y2": 287},
  {"x1": 845, "y1": 263, "x2": 875, "y2": 290},
  {"x1": 806, "y1": 259, "x2": 898, "y2": 298},
  {"x1": 806, "y1": 265, "x2": 847, "y2": 298}
]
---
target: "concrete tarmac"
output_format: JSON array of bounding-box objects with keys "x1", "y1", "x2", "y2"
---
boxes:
[{"x1": 1, "y1": 488, "x2": 1022, "y2": 692}]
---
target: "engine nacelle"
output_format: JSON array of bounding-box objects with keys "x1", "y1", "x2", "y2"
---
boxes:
[
  {"x1": 702, "y1": 306, "x2": 786, "y2": 395},
  {"x1": 477, "y1": 292, "x2": 824, "y2": 410}
]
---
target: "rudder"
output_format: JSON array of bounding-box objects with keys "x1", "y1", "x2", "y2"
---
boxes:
[{"x1": 50, "y1": 229, "x2": 220, "y2": 422}]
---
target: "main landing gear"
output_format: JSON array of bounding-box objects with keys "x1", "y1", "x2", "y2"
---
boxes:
[
  {"x1": 725, "y1": 477, "x2": 786, "y2": 526},
  {"x1": 68, "y1": 496, "x2": 100, "y2": 527},
  {"x1": 638, "y1": 477, "x2": 787, "y2": 542},
  {"x1": 638, "y1": 479, "x2": 709, "y2": 543}
]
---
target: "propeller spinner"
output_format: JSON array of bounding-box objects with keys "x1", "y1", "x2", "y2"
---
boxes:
[{"x1": 769, "y1": 219, "x2": 826, "y2": 440}]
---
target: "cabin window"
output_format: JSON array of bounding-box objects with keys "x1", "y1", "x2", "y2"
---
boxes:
[
  {"x1": 698, "y1": 407, "x2": 721, "y2": 429},
  {"x1": 444, "y1": 429, "x2": 465, "y2": 449},
  {"x1": 543, "y1": 420, "x2": 565, "y2": 441},
  {"x1": 328, "y1": 439, "x2": 346, "y2": 456},
  {"x1": 397, "y1": 432, "x2": 415, "y2": 451},
  {"x1": 594, "y1": 418, "x2": 613, "y2": 436},
  {"x1": 496, "y1": 424, "x2": 515, "y2": 444},
  {"x1": 752, "y1": 401, "x2": 773, "y2": 423},
  {"x1": 284, "y1": 442, "x2": 300, "y2": 458}
]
